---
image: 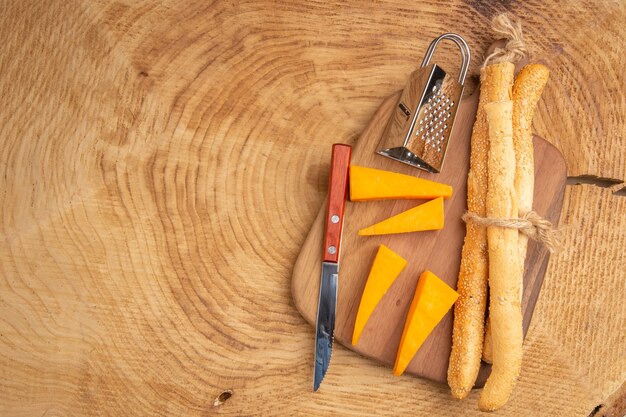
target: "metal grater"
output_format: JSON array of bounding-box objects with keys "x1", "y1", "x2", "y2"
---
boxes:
[{"x1": 377, "y1": 33, "x2": 471, "y2": 173}]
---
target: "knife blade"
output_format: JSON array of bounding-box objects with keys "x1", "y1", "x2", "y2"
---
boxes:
[{"x1": 313, "y1": 143, "x2": 352, "y2": 392}]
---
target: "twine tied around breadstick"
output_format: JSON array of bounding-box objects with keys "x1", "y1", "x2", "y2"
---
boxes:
[
  {"x1": 482, "y1": 14, "x2": 527, "y2": 68},
  {"x1": 462, "y1": 211, "x2": 560, "y2": 253}
]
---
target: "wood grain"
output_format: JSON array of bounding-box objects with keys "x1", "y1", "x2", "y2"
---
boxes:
[
  {"x1": 292, "y1": 89, "x2": 566, "y2": 385},
  {"x1": 0, "y1": 1, "x2": 624, "y2": 416}
]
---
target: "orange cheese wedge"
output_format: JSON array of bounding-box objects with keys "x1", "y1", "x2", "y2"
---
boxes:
[
  {"x1": 358, "y1": 197, "x2": 444, "y2": 236},
  {"x1": 349, "y1": 165, "x2": 453, "y2": 201},
  {"x1": 352, "y1": 245, "x2": 407, "y2": 346},
  {"x1": 393, "y1": 270, "x2": 458, "y2": 376}
]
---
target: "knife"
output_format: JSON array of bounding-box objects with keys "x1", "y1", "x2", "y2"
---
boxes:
[{"x1": 313, "y1": 143, "x2": 352, "y2": 392}]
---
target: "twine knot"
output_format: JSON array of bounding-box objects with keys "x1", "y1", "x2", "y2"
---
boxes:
[
  {"x1": 482, "y1": 14, "x2": 528, "y2": 68},
  {"x1": 462, "y1": 211, "x2": 561, "y2": 253}
]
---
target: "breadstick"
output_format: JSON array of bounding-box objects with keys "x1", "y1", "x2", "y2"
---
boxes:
[
  {"x1": 448, "y1": 62, "x2": 514, "y2": 399},
  {"x1": 481, "y1": 64, "x2": 549, "y2": 367},
  {"x1": 512, "y1": 63, "x2": 550, "y2": 257},
  {"x1": 478, "y1": 99, "x2": 522, "y2": 412}
]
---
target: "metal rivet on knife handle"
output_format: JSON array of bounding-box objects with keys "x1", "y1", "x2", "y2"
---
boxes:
[
  {"x1": 327, "y1": 246, "x2": 336, "y2": 255},
  {"x1": 331, "y1": 215, "x2": 340, "y2": 224}
]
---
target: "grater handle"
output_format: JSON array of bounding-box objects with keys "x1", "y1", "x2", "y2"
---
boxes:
[{"x1": 420, "y1": 33, "x2": 471, "y2": 85}]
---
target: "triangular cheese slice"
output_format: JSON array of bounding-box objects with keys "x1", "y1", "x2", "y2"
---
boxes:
[
  {"x1": 352, "y1": 245, "x2": 407, "y2": 345},
  {"x1": 350, "y1": 165, "x2": 453, "y2": 201},
  {"x1": 358, "y1": 197, "x2": 444, "y2": 236},
  {"x1": 393, "y1": 270, "x2": 459, "y2": 376}
]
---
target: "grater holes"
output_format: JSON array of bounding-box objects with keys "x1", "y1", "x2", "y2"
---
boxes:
[{"x1": 418, "y1": 92, "x2": 453, "y2": 145}]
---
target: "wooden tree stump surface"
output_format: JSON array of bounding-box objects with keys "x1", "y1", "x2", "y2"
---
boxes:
[{"x1": 0, "y1": 1, "x2": 624, "y2": 416}]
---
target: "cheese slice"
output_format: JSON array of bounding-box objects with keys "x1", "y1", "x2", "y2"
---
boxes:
[
  {"x1": 352, "y1": 245, "x2": 407, "y2": 345},
  {"x1": 358, "y1": 197, "x2": 444, "y2": 236},
  {"x1": 393, "y1": 270, "x2": 459, "y2": 376},
  {"x1": 350, "y1": 165, "x2": 453, "y2": 201}
]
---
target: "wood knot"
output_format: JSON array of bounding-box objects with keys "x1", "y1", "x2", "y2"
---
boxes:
[{"x1": 213, "y1": 389, "x2": 233, "y2": 407}]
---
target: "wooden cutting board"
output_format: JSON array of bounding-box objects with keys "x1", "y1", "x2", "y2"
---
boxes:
[{"x1": 291, "y1": 88, "x2": 566, "y2": 386}]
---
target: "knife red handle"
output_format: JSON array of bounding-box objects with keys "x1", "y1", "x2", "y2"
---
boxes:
[{"x1": 322, "y1": 144, "x2": 352, "y2": 263}]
